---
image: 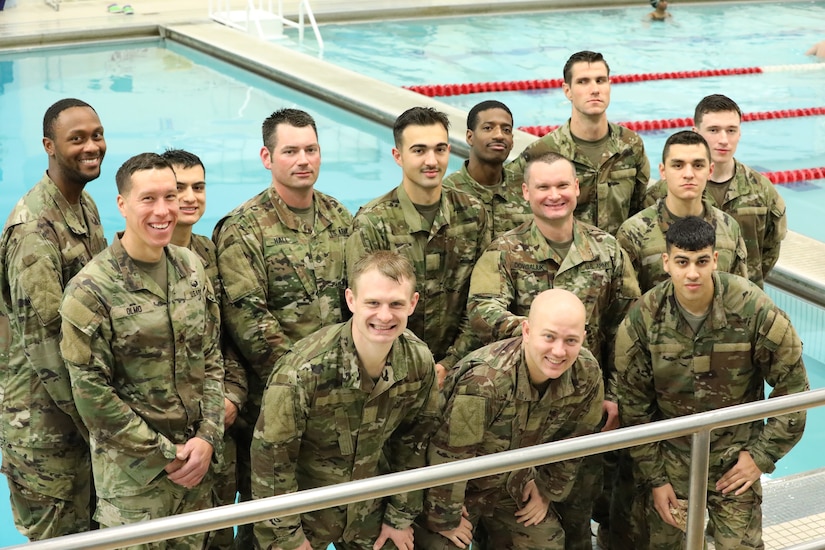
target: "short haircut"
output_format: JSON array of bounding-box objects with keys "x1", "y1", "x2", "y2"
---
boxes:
[
  {"x1": 116, "y1": 153, "x2": 173, "y2": 196},
  {"x1": 524, "y1": 151, "x2": 573, "y2": 182},
  {"x1": 43, "y1": 98, "x2": 96, "y2": 140},
  {"x1": 161, "y1": 148, "x2": 205, "y2": 175},
  {"x1": 563, "y1": 51, "x2": 610, "y2": 84},
  {"x1": 349, "y1": 250, "x2": 417, "y2": 296},
  {"x1": 467, "y1": 100, "x2": 513, "y2": 131},
  {"x1": 694, "y1": 94, "x2": 742, "y2": 127},
  {"x1": 665, "y1": 216, "x2": 716, "y2": 252},
  {"x1": 662, "y1": 130, "x2": 711, "y2": 164},
  {"x1": 261, "y1": 108, "x2": 317, "y2": 153},
  {"x1": 393, "y1": 107, "x2": 450, "y2": 148}
]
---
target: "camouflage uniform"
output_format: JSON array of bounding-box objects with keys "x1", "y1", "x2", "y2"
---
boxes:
[
  {"x1": 443, "y1": 160, "x2": 532, "y2": 241},
  {"x1": 466, "y1": 219, "x2": 639, "y2": 549},
  {"x1": 60, "y1": 233, "x2": 225, "y2": 549},
  {"x1": 615, "y1": 272, "x2": 809, "y2": 550},
  {"x1": 418, "y1": 337, "x2": 604, "y2": 550},
  {"x1": 189, "y1": 234, "x2": 248, "y2": 550},
  {"x1": 615, "y1": 198, "x2": 749, "y2": 293},
  {"x1": 643, "y1": 160, "x2": 787, "y2": 287},
  {"x1": 346, "y1": 185, "x2": 489, "y2": 369},
  {"x1": 507, "y1": 121, "x2": 651, "y2": 235},
  {"x1": 251, "y1": 320, "x2": 439, "y2": 550},
  {"x1": 0, "y1": 174, "x2": 106, "y2": 539},
  {"x1": 213, "y1": 186, "x2": 351, "y2": 545}
]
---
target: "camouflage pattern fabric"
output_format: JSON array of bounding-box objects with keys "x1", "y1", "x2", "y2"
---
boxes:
[
  {"x1": 467, "y1": 219, "x2": 639, "y2": 402},
  {"x1": 421, "y1": 337, "x2": 603, "y2": 547},
  {"x1": 0, "y1": 174, "x2": 106, "y2": 538},
  {"x1": 189, "y1": 234, "x2": 247, "y2": 550},
  {"x1": 507, "y1": 121, "x2": 651, "y2": 236},
  {"x1": 251, "y1": 320, "x2": 439, "y2": 550},
  {"x1": 616, "y1": 198, "x2": 748, "y2": 293},
  {"x1": 616, "y1": 271, "x2": 809, "y2": 548},
  {"x1": 60, "y1": 234, "x2": 224, "y2": 500},
  {"x1": 346, "y1": 185, "x2": 489, "y2": 369},
  {"x1": 443, "y1": 160, "x2": 532, "y2": 241},
  {"x1": 643, "y1": 159, "x2": 787, "y2": 288}
]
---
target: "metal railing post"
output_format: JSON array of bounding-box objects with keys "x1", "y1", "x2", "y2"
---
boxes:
[{"x1": 686, "y1": 429, "x2": 711, "y2": 549}]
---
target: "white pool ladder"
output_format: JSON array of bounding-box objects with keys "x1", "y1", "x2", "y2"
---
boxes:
[{"x1": 209, "y1": 0, "x2": 324, "y2": 52}]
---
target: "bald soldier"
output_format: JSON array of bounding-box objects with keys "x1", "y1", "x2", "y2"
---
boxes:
[{"x1": 417, "y1": 289, "x2": 603, "y2": 550}]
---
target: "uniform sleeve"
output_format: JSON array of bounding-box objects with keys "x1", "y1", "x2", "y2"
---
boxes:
[
  {"x1": 383, "y1": 355, "x2": 441, "y2": 529},
  {"x1": 215, "y1": 220, "x2": 292, "y2": 381},
  {"x1": 195, "y1": 281, "x2": 226, "y2": 452},
  {"x1": 467, "y1": 247, "x2": 524, "y2": 345},
  {"x1": 222, "y1": 335, "x2": 248, "y2": 410},
  {"x1": 344, "y1": 212, "x2": 388, "y2": 281},
  {"x1": 761, "y1": 184, "x2": 787, "y2": 279},
  {"x1": 734, "y1": 231, "x2": 750, "y2": 281},
  {"x1": 615, "y1": 222, "x2": 643, "y2": 293},
  {"x1": 749, "y1": 306, "x2": 809, "y2": 474},
  {"x1": 600, "y1": 246, "x2": 641, "y2": 402},
  {"x1": 629, "y1": 141, "x2": 652, "y2": 219},
  {"x1": 641, "y1": 179, "x2": 665, "y2": 209},
  {"x1": 423, "y1": 364, "x2": 497, "y2": 533},
  {"x1": 615, "y1": 316, "x2": 669, "y2": 488},
  {"x1": 60, "y1": 284, "x2": 178, "y2": 486},
  {"x1": 10, "y1": 230, "x2": 88, "y2": 439},
  {"x1": 251, "y1": 368, "x2": 308, "y2": 550}
]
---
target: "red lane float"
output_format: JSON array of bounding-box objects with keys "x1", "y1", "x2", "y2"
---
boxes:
[
  {"x1": 765, "y1": 167, "x2": 825, "y2": 185},
  {"x1": 405, "y1": 64, "x2": 825, "y2": 97},
  {"x1": 517, "y1": 107, "x2": 825, "y2": 136}
]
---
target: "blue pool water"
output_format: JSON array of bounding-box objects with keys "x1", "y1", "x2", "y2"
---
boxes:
[
  {"x1": 1, "y1": 3, "x2": 825, "y2": 544},
  {"x1": 293, "y1": 1, "x2": 825, "y2": 242}
]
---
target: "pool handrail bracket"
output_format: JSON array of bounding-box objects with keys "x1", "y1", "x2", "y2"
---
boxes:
[{"x1": 208, "y1": 0, "x2": 323, "y2": 53}]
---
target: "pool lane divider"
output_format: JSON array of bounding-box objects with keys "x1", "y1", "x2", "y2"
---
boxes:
[
  {"x1": 764, "y1": 167, "x2": 825, "y2": 185},
  {"x1": 404, "y1": 64, "x2": 825, "y2": 97},
  {"x1": 518, "y1": 107, "x2": 825, "y2": 136}
]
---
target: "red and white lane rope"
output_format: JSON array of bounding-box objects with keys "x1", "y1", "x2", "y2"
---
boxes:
[
  {"x1": 764, "y1": 167, "x2": 825, "y2": 185},
  {"x1": 518, "y1": 106, "x2": 825, "y2": 136},
  {"x1": 404, "y1": 63, "x2": 825, "y2": 97}
]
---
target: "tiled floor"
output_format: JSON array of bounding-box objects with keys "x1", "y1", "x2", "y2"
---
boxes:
[{"x1": 3, "y1": 2, "x2": 825, "y2": 549}]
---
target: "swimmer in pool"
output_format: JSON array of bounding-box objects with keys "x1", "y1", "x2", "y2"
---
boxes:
[
  {"x1": 647, "y1": 0, "x2": 672, "y2": 21},
  {"x1": 806, "y1": 40, "x2": 825, "y2": 58}
]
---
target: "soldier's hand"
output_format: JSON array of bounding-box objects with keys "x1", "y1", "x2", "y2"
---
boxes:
[
  {"x1": 651, "y1": 483, "x2": 680, "y2": 528},
  {"x1": 716, "y1": 450, "x2": 762, "y2": 495},
  {"x1": 515, "y1": 479, "x2": 549, "y2": 527},
  {"x1": 437, "y1": 506, "x2": 473, "y2": 549},
  {"x1": 224, "y1": 398, "x2": 239, "y2": 428},
  {"x1": 164, "y1": 444, "x2": 186, "y2": 474},
  {"x1": 435, "y1": 363, "x2": 448, "y2": 388},
  {"x1": 276, "y1": 540, "x2": 313, "y2": 550},
  {"x1": 601, "y1": 400, "x2": 620, "y2": 432},
  {"x1": 373, "y1": 523, "x2": 413, "y2": 550},
  {"x1": 167, "y1": 437, "x2": 214, "y2": 489}
]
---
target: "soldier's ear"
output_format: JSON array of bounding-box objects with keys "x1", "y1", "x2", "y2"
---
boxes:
[
  {"x1": 344, "y1": 287, "x2": 356, "y2": 314},
  {"x1": 662, "y1": 252, "x2": 670, "y2": 275}
]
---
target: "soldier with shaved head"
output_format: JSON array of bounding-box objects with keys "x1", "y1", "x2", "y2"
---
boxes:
[{"x1": 416, "y1": 289, "x2": 603, "y2": 550}]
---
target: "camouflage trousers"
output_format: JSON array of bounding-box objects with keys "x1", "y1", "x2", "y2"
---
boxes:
[
  {"x1": 606, "y1": 449, "x2": 649, "y2": 550},
  {"x1": 1, "y1": 443, "x2": 92, "y2": 540},
  {"x1": 413, "y1": 493, "x2": 565, "y2": 550},
  {"x1": 94, "y1": 473, "x2": 213, "y2": 550},
  {"x1": 646, "y1": 445, "x2": 763, "y2": 550},
  {"x1": 555, "y1": 455, "x2": 601, "y2": 550},
  {"x1": 207, "y1": 431, "x2": 239, "y2": 550}
]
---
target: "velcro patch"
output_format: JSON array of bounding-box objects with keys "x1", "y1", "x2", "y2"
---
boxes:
[
  {"x1": 448, "y1": 395, "x2": 487, "y2": 448},
  {"x1": 262, "y1": 386, "x2": 298, "y2": 443}
]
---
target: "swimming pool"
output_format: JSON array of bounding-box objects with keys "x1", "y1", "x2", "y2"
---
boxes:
[
  {"x1": 0, "y1": 13, "x2": 824, "y2": 546},
  {"x1": 290, "y1": 0, "x2": 825, "y2": 241}
]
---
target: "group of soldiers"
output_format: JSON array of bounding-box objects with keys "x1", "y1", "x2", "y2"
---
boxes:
[{"x1": 0, "y1": 49, "x2": 810, "y2": 550}]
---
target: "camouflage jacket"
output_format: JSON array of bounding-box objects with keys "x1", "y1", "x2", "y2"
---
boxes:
[
  {"x1": 60, "y1": 234, "x2": 224, "y2": 497},
  {"x1": 213, "y1": 187, "x2": 352, "y2": 406},
  {"x1": 251, "y1": 320, "x2": 439, "y2": 550},
  {"x1": 189, "y1": 234, "x2": 247, "y2": 411},
  {"x1": 643, "y1": 159, "x2": 787, "y2": 287},
  {"x1": 443, "y1": 160, "x2": 532, "y2": 241},
  {"x1": 507, "y1": 121, "x2": 651, "y2": 235},
  {"x1": 615, "y1": 271, "x2": 809, "y2": 487},
  {"x1": 467, "y1": 219, "x2": 640, "y2": 401},
  {"x1": 615, "y1": 198, "x2": 748, "y2": 293},
  {"x1": 423, "y1": 337, "x2": 603, "y2": 532},
  {"x1": 0, "y1": 174, "x2": 107, "y2": 448},
  {"x1": 346, "y1": 185, "x2": 489, "y2": 369}
]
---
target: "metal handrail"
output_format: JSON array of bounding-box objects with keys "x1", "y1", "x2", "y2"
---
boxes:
[{"x1": 11, "y1": 388, "x2": 825, "y2": 550}]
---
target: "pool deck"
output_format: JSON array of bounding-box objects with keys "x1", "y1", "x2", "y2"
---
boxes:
[{"x1": 2, "y1": 1, "x2": 825, "y2": 549}]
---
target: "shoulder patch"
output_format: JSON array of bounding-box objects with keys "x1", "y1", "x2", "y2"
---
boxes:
[
  {"x1": 261, "y1": 385, "x2": 298, "y2": 443},
  {"x1": 448, "y1": 394, "x2": 487, "y2": 448}
]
